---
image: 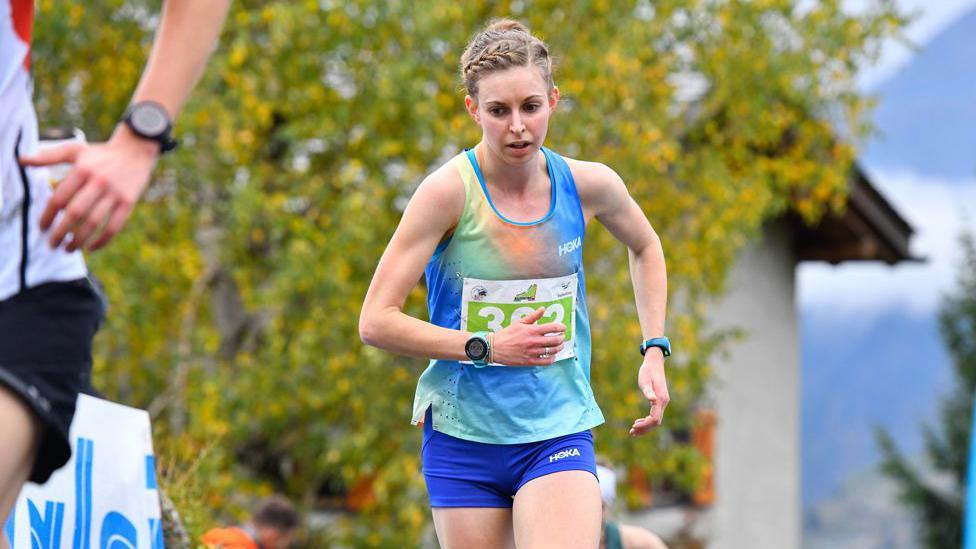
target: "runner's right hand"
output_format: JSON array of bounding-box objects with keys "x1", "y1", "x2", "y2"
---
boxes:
[{"x1": 490, "y1": 307, "x2": 566, "y2": 366}]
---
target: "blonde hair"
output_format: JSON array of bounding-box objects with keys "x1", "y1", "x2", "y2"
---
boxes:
[{"x1": 460, "y1": 19, "x2": 555, "y2": 99}]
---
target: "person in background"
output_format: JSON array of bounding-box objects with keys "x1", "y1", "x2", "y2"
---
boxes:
[
  {"x1": 596, "y1": 463, "x2": 670, "y2": 549},
  {"x1": 0, "y1": 3, "x2": 229, "y2": 548},
  {"x1": 201, "y1": 495, "x2": 300, "y2": 549}
]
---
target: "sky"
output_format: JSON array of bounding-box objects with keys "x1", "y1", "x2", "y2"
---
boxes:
[
  {"x1": 799, "y1": 0, "x2": 976, "y2": 320},
  {"x1": 851, "y1": 0, "x2": 976, "y2": 89}
]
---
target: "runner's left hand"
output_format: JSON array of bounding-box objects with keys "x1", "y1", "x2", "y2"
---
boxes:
[
  {"x1": 20, "y1": 125, "x2": 159, "y2": 252},
  {"x1": 630, "y1": 350, "x2": 669, "y2": 436}
]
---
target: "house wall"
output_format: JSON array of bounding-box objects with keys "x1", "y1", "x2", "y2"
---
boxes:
[{"x1": 709, "y1": 221, "x2": 801, "y2": 548}]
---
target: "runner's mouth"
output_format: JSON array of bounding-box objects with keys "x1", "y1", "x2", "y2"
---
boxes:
[{"x1": 508, "y1": 141, "x2": 532, "y2": 150}]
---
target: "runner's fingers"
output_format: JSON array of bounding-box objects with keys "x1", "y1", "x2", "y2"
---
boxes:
[
  {"x1": 88, "y1": 203, "x2": 131, "y2": 251},
  {"x1": 40, "y1": 168, "x2": 87, "y2": 231},
  {"x1": 528, "y1": 343, "x2": 564, "y2": 356},
  {"x1": 530, "y1": 334, "x2": 565, "y2": 348},
  {"x1": 18, "y1": 141, "x2": 84, "y2": 167},
  {"x1": 533, "y1": 322, "x2": 565, "y2": 335},
  {"x1": 68, "y1": 196, "x2": 114, "y2": 252},
  {"x1": 525, "y1": 353, "x2": 558, "y2": 366},
  {"x1": 48, "y1": 177, "x2": 104, "y2": 248},
  {"x1": 518, "y1": 307, "x2": 547, "y2": 324},
  {"x1": 629, "y1": 412, "x2": 661, "y2": 436}
]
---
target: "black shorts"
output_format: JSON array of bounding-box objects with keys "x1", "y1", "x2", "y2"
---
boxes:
[{"x1": 0, "y1": 278, "x2": 104, "y2": 483}]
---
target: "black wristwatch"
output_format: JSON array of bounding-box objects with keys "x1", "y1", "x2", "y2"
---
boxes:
[
  {"x1": 121, "y1": 101, "x2": 178, "y2": 153},
  {"x1": 465, "y1": 332, "x2": 490, "y2": 367}
]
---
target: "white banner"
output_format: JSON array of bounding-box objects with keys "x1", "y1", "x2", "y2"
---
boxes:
[{"x1": 4, "y1": 394, "x2": 164, "y2": 549}]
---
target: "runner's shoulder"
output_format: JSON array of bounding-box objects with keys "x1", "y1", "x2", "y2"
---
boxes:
[
  {"x1": 407, "y1": 159, "x2": 466, "y2": 227},
  {"x1": 561, "y1": 156, "x2": 627, "y2": 205}
]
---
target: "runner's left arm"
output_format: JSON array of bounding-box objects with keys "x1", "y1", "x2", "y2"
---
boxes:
[
  {"x1": 20, "y1": 0, "x2": 232, "y2": 252},
  {"x1": 573, "y1": 160, "x2": 669, "y2": 436}
]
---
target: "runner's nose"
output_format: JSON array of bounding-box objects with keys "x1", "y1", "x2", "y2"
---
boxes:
[{"x1": 510, "y1": 112, "x2": 525, "y2": 134}]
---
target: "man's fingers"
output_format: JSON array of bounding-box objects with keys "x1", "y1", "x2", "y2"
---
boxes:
[
  {"x1": 48, "y1": 180, "x2": 104, "y2": 248},
  {"x1": 519, "y1": 307, "x2": 547, "y2": 324},
  {"x1": 88, "y1": 204, "x2": 132, "y2": 251},
  {"x1": 39, "y1": 168, "x2": 88, "y2": 230},
  {"x1": 69, "y1": 196, "x2": 114, "y2": 252},
  {"x1": 19, "y1": 142, "x2": 84, "y2": 166}
]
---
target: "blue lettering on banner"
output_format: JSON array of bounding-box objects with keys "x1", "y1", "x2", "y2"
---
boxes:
[
  {"x1": 5, "y1": 505, "x2": 15, "y2": 544},
  {"x1": 9, "y1": 434, "x2": 164, "y2": 548},
  {"x1": 28, "y1": 500, "x2": 65, "y2": 549},
  {"x1": 72, "y1": 437, "x2": 93, "y2": 549},
  {"x1": 145, "y1": 456, "x2": 157, "y2": 490},
  {"x1": 149, "y1": 519, "x2": 163, "y2": 549},
  {"x1": 99, "y1": 512, "x2": 136, "y2": 549}
]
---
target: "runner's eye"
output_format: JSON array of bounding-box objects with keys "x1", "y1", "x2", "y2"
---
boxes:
[
  {"x1": 523, "y1": 103, "x2": 539, "y2": 113},
  {"x1": 488, "y1": 106, "x2": 507, "y2": 116}
]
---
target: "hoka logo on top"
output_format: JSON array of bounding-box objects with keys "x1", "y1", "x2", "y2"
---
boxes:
[
  {"x1": 559, "y1": 236, "x2": 582, "y2": 256},
  {"x1": 549, "y1": 447, "x2": 581, "y2": 463}
]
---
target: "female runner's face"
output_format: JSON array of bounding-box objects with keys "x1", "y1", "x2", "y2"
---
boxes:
[{"x1": 466, "y1": 65, "x2": 559, "y2": 166}]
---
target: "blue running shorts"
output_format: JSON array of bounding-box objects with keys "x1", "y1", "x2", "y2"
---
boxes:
[{"x1": 421, "y1": 408, "x2": 597, "y2": 508}]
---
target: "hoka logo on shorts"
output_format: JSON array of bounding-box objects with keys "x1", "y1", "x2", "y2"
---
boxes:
[
  {"x1": 549, "y1": 447, "x2": 581, "y2": 463},
  {"x1": 558, "y1": 236, "x2": 582, "y2": 256}
]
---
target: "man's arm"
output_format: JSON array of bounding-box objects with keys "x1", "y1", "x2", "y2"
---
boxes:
[{"x1": 20, "y1": 0, "x2": 231, "y2": 252}]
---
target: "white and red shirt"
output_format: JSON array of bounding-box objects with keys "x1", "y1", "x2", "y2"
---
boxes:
[{"x1": 1, "y1": 0, "x2": 87, "y2": 301}]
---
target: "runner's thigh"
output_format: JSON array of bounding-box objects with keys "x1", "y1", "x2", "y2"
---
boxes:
[
  {"x1": 0, "y1": 385, "x2": 41, "y2": 520},
  {"x1": 512, "y1": 470, "x2": 601, "y2": 549},
  {"x1": 432, "y1": 507, "x2": 515, "y2": 549}
]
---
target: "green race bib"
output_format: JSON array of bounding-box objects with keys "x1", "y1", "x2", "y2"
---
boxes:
[{"x1": 461, "y1": 273, "x2": 578, "y2": 364}]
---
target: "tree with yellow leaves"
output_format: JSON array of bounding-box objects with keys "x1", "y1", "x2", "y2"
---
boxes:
[{"x1": 31, "y1": 0, "x2": 905, "y2": 545}]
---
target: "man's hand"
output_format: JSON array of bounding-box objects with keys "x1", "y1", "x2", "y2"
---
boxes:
[
  {"x1": 20, "y1": 127, "x2": 159, "y2": 252},
  {"x1": 630, "y1": 349, "x2": 670, "y2": 436}
]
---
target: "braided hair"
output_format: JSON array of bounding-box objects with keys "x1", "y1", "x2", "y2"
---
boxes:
[{"x1": 460, "y1": 19, "x2": 554, "y2": 99}]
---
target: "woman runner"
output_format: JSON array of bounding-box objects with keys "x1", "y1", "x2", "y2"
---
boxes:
[{"x1": 359, "y1": 19, "x2": 670, "y2": 548}]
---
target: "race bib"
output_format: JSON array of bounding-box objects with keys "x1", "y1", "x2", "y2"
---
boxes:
[{"x1": 461, "y1": 273, "x2": 577, "y2": 364}]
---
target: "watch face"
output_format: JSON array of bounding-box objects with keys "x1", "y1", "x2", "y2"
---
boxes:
[
  {"x1": 130, "y1": 103, "x2": 169, "y2": 137},
  {"x1": 466, "y1": 337, "x2": 488, "y2": 361}
]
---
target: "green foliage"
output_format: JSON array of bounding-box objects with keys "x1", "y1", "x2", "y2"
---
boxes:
[
  {"x1": 878, "y1": 232, "x2": 976, "y2": 548},
  {"x1": 32, "y1": 0, "x2": 904, "y2": 545}
]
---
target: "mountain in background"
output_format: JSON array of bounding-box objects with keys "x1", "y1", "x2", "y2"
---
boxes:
[
  {"x1": 861, "y1": 7, "x2": 976, "y2": 181},
  {"x1": 800, "y1": 5, "x2": 975, "y2": 543},
  {"x1": 804, "y1": 461, "x2": 931, "y2": 549},
  {"x1": 801, "y1": 306, "x2": 951, "y2": 508}
]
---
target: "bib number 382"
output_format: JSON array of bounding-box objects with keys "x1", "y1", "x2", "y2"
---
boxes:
[{"x1": 460, "y1": 273, "x2": 577, "y2": 364}]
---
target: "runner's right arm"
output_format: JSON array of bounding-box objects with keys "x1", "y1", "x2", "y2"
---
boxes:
[{"x1": 359, "y1": 166, "x2": 564, "y2": 366}]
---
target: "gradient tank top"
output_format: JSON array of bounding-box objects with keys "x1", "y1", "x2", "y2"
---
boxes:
[{"x1": 412, "y1": 147, "x2": 605, "y2": 444}]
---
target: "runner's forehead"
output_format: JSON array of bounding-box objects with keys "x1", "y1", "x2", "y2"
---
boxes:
[{"x1": 476, "y1": 66, "x2": 550, "y2": 104}]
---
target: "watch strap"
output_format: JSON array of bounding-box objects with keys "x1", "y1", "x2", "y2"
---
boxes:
[
  {"x1": 122, "y1": 101, "x2": 178, "y2": 154},
  {"x1": 640, "y1": 336, "x2": 671, "y2": 357},
  {"x1": 467, "y1": 331, "x2": 490, "y2": 367}
]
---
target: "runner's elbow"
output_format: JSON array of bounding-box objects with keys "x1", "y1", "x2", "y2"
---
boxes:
[
  {"x1": 358, "y1": 306, "x2": 391, "y2": 347},
  {"x1": 358, "y1": 312, "x2": 378, "y2": 347}
]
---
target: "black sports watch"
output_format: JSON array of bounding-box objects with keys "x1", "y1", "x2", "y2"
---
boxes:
[
  {"x1": 639, "y1": 336, "x2": 672, "y2": 358},
  {"x1": 121, "y1": 101, "x2": 178, "y2": 153},
  {"x1": 465, "y1": 332, "x2": 490, "y2": 367}
]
